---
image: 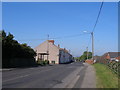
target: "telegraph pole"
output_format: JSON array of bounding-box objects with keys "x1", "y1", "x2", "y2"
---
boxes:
[
  {"x1": 91, "y1": 32, "x2": 94, "y2": 60},
  {"x1": 86, "y1": 47, "x2": 88, "y2": 60}
]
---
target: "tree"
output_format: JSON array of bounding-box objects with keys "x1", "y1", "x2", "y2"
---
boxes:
[
  {"x1": 2, "y1": 30, "x2": 6, "y2": 40},
  {"x1": 2, "y1": 30, "x2": 36, "y2": 68},
  {"x1": 74, "y1": 57, "x2": 80, "y2": 61},
  {"x1": 79, "y1": 51, "x2": 92, "y2": 61}
]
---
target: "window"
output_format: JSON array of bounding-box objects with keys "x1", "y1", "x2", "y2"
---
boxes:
[{"x1": 51, "y1": 61, "x2": 55, "y2": 64}]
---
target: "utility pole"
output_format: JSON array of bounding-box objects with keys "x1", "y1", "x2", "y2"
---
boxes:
[
  {"x1": 83, "y1": 31, "x2": 94, "y2": 60},
  {"x1": 91, "y1": 32, "x2": 94, "y2": 60},
  {"x1": 47, "y1": 34, "x2": 49, "y2": 61},
  {"x1": 86, "y1": 47, "x2": 88, "y2": 60}
]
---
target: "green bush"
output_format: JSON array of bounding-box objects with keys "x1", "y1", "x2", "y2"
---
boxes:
[
  {"x1": 37, "y1": 60, "x2": 43, "y2": 65},
  {"x1": 37, "y1": 60, "x2": 49, "y2": 66},
  {"x1": 2, "y1": 30, "x2": 37, "y2": 68},
  {"x1": 44, "y1": 60, "x2": 49, "y2": 64}
]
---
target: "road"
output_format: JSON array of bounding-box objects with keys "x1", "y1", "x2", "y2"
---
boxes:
[{"x1": 2, "y1": 62, "x2": 96, "y2": 88}]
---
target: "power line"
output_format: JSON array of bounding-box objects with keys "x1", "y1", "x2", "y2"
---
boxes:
[
  {"x1": 86, "y1": 1, "x2": 104, "y2": 58},
  {"x1": 92, "y1": 1, "x2": 104, "y2": 32},
  {"x1": 18, "y1": 1, "x2": 104, "y2": 55},
  {"x1": 18, "y1": 38, "x2": 47, "y2": 41},
  {"x1": 51, "y1": 33, "x2": 89, "y2": 39},
  {"x1": 87, "y1": 1, "x2": 104, "y2": 48},
  {"x1": 17, "y1": 33, "x2": 89, "y2": 41}
]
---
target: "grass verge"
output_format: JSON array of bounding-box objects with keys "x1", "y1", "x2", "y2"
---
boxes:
[{"x1": 93, "y1": 63, "x2": 118, "y2": 88}]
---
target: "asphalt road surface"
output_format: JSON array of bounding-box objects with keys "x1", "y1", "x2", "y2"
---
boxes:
[{"x1": 2, "y1": 62, "x2": 96, "y2": 88}]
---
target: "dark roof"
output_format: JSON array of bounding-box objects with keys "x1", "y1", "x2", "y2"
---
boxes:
[
  {"x1": 108, "y1": 52, "x2": 120, "y2": 58},
  {"x1": 94, "y1": 56, "x2": 101, "y2": 60},
  {"x1": 60, "y1": 48, "x2": 68, "y2": 53}
]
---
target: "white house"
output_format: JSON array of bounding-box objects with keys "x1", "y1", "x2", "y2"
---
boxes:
[{"x1": 34, "y1": 40, "x2": 73, "y2": 64}]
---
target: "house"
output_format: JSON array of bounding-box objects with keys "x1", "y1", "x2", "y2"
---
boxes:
[
  {"x1": 116, "y1": 56, "x2": 120, "y2": 61},
  {"x1": 102, "y1": 52, "x2": 120, "y2": 62},
  {"x1": 93, "y1": 55, "x2": 101, "y2": 62},
  {"x1": 34, "y1": 40, "x2": 73, "y2": 64}
]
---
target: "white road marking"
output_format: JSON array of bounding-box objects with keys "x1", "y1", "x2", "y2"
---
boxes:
[
  {"x1": 3, "y1": 74, "x2": 30, "y2": 83},
  {"x1": 3, "y1": 68, "x2": 54, "y2": 83}
]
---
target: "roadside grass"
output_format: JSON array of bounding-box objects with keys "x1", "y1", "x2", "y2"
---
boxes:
[{"x1": 93, "y1": 63, "x2": 118, "y2": 88}]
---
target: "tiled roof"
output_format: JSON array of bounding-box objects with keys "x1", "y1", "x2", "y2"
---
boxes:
[
  {"x1": 116, "y1": 56, "x2": 120, "y2": 60},
  {"x1": 60, "y1": 48, "x2": 68, "y2": 53},
  {"x1": 108, "y1": 52, "x2": 120, "y2": 58}
]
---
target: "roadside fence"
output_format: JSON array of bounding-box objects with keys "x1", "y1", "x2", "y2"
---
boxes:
[{"x1": 97, "y1": 59, "x2": 119, "y2": 75}]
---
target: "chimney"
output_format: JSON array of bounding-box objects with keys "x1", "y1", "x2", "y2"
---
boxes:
[
  {"x1": 58, "y1": 44, "x2": 60, "y2": 48},
  {"x1": 48, "y1": 40, "x2": 54, "y2": 44}
]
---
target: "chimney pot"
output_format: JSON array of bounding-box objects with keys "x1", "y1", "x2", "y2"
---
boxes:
[
  {"x1": 58, "y1": 44, "x2": 60, "y2": 48},
  {"x1": 48, "y1": 40, "x2": 54, "y2": 44}
]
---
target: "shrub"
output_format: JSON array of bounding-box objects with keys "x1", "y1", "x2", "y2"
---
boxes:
[
  {"x1": 37, "y1": 60, "x2": 49, "y2": 66},
  {"x1": 2, "y1": 30, "x2": 37, "y2": 68},
  {"x1": 44, "y1": 60, "x2": 49, "y2": 64}
]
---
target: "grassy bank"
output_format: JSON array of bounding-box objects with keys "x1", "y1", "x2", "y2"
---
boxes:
[{"x1": 93, "y1": 63, "x2": 118, "y2": 88}]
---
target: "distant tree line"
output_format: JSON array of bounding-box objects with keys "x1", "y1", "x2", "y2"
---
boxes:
[
  {"x1": 75, "y1": 51, "x2": 92, "y2": 61},
  {"x1": 2, "y1": 30, "x2": 37, "y2": 68}
]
